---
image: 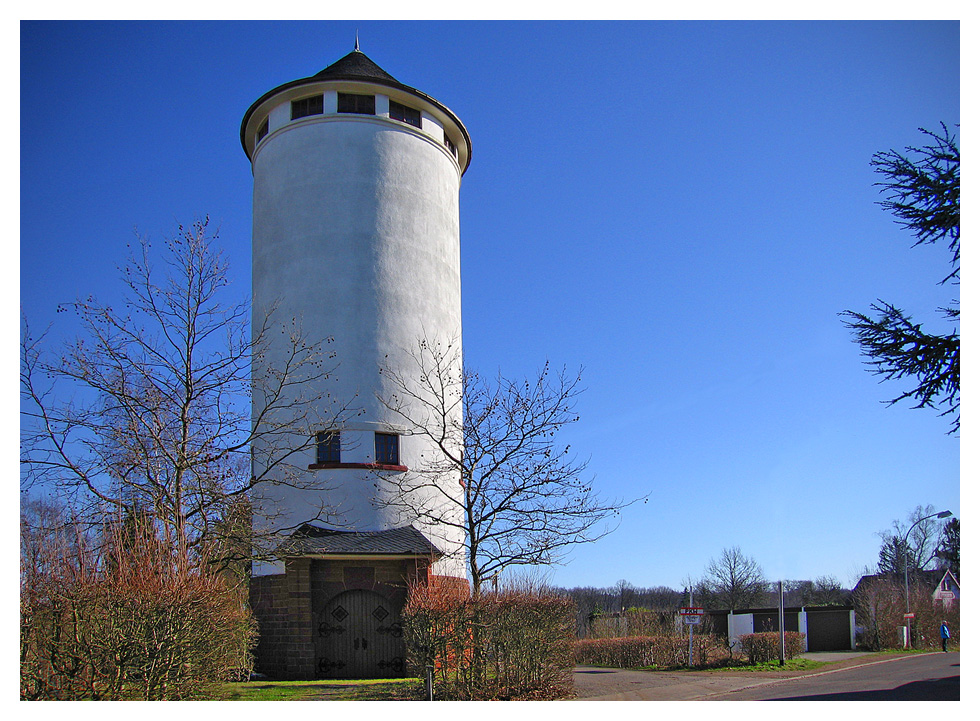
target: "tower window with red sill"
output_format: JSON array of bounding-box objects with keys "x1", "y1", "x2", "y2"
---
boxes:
[
  {"x1": 316, "y1": 430, "x2": 341, "y2": 464},
  {"x1": 375, "y1": 432, "x2": 399, "y2": 465}
]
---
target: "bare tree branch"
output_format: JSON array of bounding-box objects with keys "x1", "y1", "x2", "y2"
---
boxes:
[
  {"x1": 375, "y1": 336, "x2": 645, "y2": 594},
  {"x1": 698, "y1": 546, "x2": 768, "y2": 610},
  {"x1": 21, "y1": 218, "x2": 359, "y2": 565}
]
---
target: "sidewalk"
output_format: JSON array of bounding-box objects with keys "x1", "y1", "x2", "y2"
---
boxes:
[{"x1": 571, "y1": 651, "x2": 882, "y2": 701}]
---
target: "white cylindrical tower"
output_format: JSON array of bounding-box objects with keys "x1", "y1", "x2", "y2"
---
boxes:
[{"x1": 242, "y1": 47, "x2": 470, "y2": 587}]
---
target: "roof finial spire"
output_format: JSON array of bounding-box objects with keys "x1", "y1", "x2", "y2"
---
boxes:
[{"x1": 354, "y1": 30, "x2": 360, "y2": 52}]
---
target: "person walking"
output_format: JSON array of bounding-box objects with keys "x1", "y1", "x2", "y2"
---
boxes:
[{"x1": 940, "y1": 621, "x2": 951, "y2": 652}]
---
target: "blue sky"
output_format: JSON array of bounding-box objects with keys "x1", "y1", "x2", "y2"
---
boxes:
[{"x1": 18, "y1": 20, "x2": 961, "y2": 592}]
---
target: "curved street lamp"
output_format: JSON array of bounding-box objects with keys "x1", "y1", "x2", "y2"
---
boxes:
[{"x1": 903, "y1": 509, "x2": 952, "y2": 648}]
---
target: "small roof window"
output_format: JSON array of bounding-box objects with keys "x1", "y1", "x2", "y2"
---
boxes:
[
  {"x1": 338, "y1": 92, "x2": 376, "y2": 115},
  {"x1": 291, "y1": 94, "x2": 324, "y2": 120},
  {"x1": 389, "y1": 100, "x2": 421, "y2": 129}
]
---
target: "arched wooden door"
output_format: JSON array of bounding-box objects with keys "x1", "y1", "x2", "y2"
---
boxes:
[{"x1": 315, "y1": 589, "x2": 405, "y2": 679}]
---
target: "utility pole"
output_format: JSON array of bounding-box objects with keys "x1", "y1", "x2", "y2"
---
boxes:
[
  {"x1": 688, "y1": 587, "x2": 694, "y2": 667},
  {"x1": 778, "y1": 580, "x2": 785, "y2": 666}
]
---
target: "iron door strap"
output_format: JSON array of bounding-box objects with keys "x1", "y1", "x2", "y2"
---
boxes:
[
  {"x1": 377, "y1": 622, "x2": 403, "y2": 637},
  {"x1": 378, "y1": 657, "x2": 404, "y2": 671}
]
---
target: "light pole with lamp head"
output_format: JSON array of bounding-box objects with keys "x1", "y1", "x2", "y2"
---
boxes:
[{"x1": 903, "y1": 509, "x2": 952, "y2": 648}]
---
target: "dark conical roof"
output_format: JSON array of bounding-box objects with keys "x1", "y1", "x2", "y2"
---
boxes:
[{"x1": 313, "y1": 49, "x2": 400, "y2": 84}]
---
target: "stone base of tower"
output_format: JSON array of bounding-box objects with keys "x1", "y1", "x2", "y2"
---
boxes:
[{"x1": 249, "y1": 559, "x2": 469, "y2": 680}]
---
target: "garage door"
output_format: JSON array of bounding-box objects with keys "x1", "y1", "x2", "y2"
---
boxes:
[{"x1": 806, "y1": 610, "x2": 851, "y2": 651}]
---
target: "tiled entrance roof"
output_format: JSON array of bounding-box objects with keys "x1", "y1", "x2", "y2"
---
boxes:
[{"x1": 280, "y1": 524, "x2": 442, "y2": 557}]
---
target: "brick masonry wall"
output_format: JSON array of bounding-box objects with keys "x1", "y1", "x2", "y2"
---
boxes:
[
  {"x1": 249, "y1": 573, "x2": 289, "y2": 677},
  {"x1": 284, "y1": 558, "x2": 314, "y2": 678},
  {"x1": 426, "y1": 572, "x2": 471, "y2": 597}
]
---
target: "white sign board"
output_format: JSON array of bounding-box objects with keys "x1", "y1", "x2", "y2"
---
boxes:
[{"x1": 683, "y1": 615, "x2": 701, "y2": 625}]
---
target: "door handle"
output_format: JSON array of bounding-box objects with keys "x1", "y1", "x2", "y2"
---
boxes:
[
  {"x1": 362, "y1": 637, "x2": 368, "y2": 650},
  {"x1": 353, "y1": 637, "x2": 369, "y2": 650}
]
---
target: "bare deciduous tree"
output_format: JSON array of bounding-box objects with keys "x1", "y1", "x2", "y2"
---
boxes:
[
  {"x1": 20, "y1": 218, "x2": 356, "y2": 564},
  {"x1": 375, "y1": 337, "x2": 642, "y2": 593},
  {"x1": 699, "y1": 546, "x2": 768, "y2": 610},
  {"x1": 875, "y1": 504, "x2": 944, "y2": 576},
  {"x1": 935, "y1": 517, "x2": 959, "y2": 578},
  {"x1": 808, "y1": 575, "x2": 850, "y2": 606}
]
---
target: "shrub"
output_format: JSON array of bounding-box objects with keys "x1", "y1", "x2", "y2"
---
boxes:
[
  {"x1": 587, "y1": 608, "x2": 678, "y2": 638},
  {"x1": 854, "y1": 578, "x2": 959, "y2": 650},
  {"x1": 912, "y1": 599, "x2": 959, "y2": 649},
  {"x1": 853, "y1": 577, "x2": 906, "y2": 650},
  {"x1": 574, "y1": 634, "x2": 725, "y2": 668},
  {"x1": 737, "y1": 632, "x2": 805, "y2": 664},
  {"x1": 402, "y1": 581, "x2": 577, "y2": 700},
  {"x1": 575, "y1": 636, "x2": 683, "y2": 668},
  {"x1": 20, "y1": 511, "x2": 255, "y2": 700}
]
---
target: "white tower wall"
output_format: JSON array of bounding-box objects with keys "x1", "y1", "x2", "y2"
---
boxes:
[{"x1": 244, "y1": 58, "x2": 469, "y2": 580}]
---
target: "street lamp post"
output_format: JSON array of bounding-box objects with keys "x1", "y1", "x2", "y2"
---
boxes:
[{"x1": 903, "y1": 509, "x2": 952, "y2": 648}]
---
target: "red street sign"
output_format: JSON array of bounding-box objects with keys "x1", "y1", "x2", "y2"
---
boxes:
[
  {"x1": 680, "y1": 607, "x2": 704, "y2": 615},
  {"x1": 903, "y1": 613, "x2": 915, "y2": 619}
]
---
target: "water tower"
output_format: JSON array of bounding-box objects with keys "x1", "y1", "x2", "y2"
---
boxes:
[{"x1": 240, "y1": 44, "x2": 471, "y2": 679}]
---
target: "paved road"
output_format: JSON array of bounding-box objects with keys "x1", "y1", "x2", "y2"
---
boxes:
[
  {"x1": 573, "y1": 652, "x2": 959, "y2": 701},
  {"x1": 708, "y1": 652, "x2": 959, "y2": 700}
]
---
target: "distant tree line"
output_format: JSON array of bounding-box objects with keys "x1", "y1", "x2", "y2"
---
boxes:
[{"x1": 556, "y1": 571, "x2": 850, "y2": 637}]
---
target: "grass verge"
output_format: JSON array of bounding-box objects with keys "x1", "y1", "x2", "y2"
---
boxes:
[
  {"x1": 635, "y1": 657, "x2": 829, "y2": 673},
  {"x1": 218, "y1": 678, "x2": 421, "y2": 701},
  {"x1": 703, "y1": 658, "x2": 829, "y2": 673}
]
